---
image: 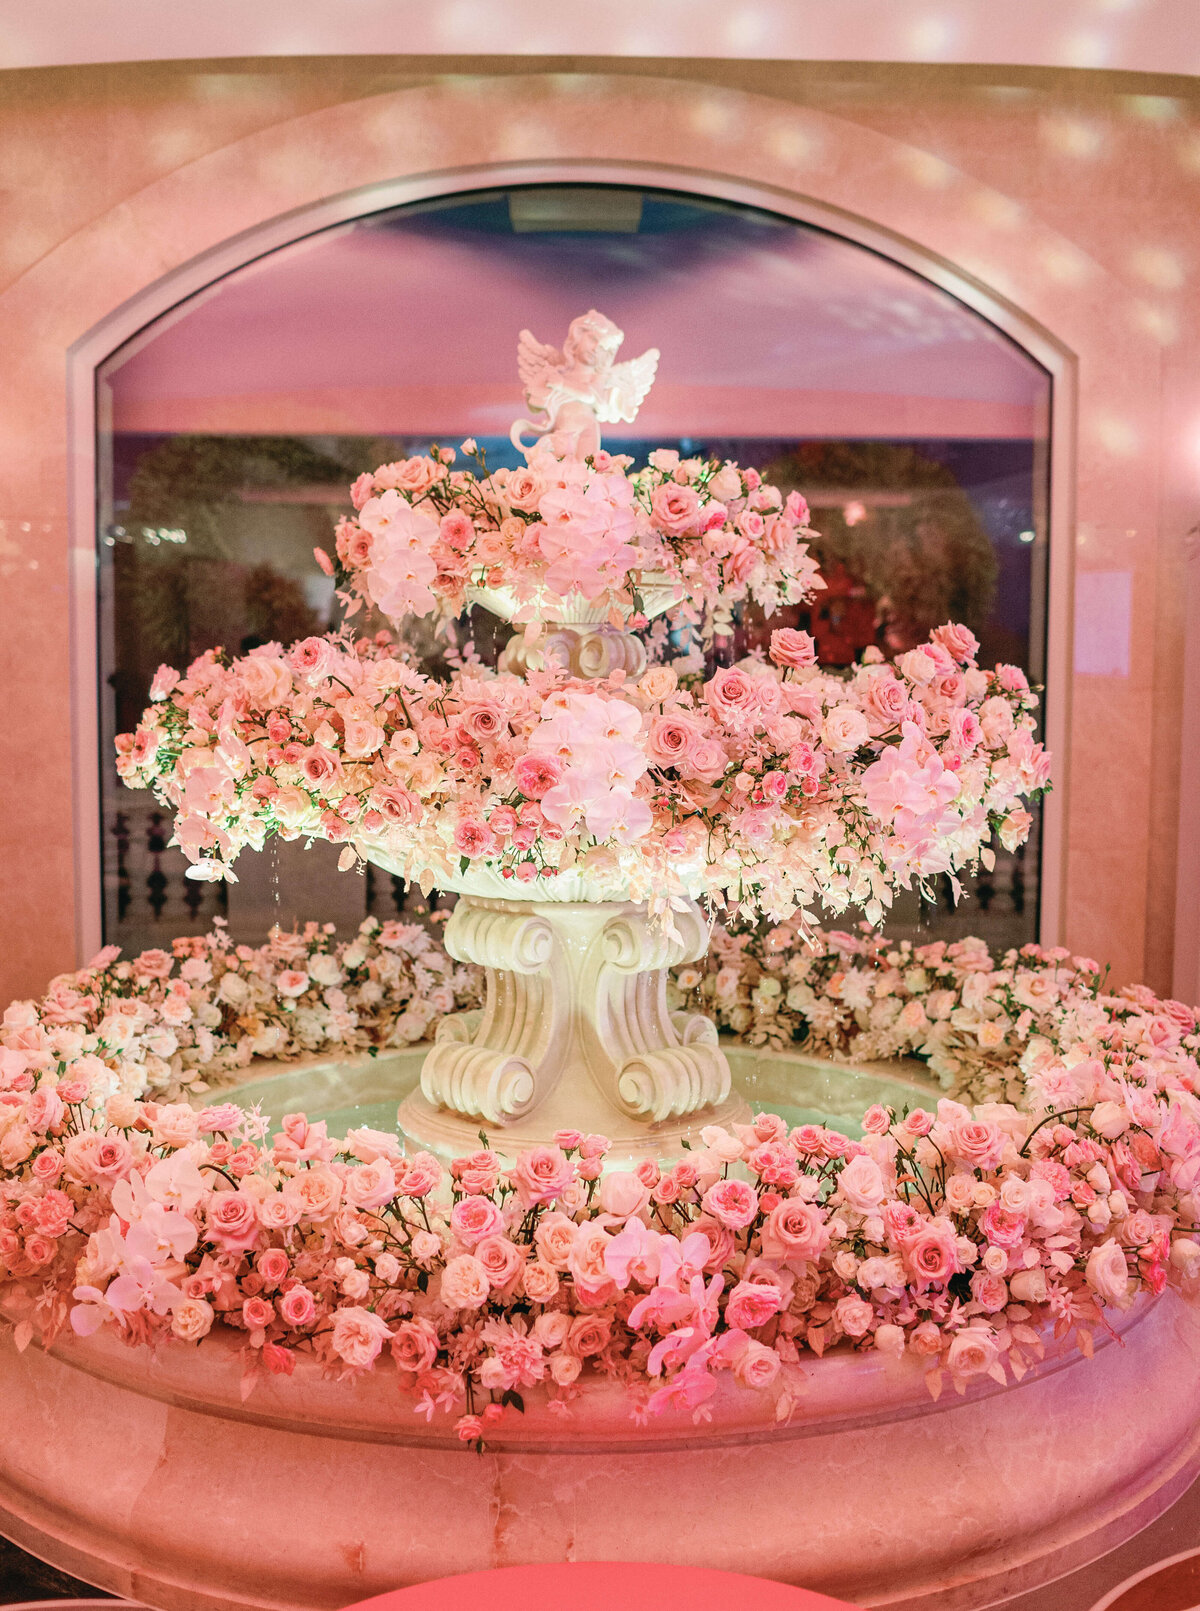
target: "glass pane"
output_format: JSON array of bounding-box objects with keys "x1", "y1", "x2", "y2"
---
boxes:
[{"x1": 97, "y1": 183, "x2": 1050, "y2": 955}]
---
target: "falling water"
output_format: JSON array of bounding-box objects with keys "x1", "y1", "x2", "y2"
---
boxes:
[{"x1": 269, "y1": 840, "x2": 281, "y2": 932}]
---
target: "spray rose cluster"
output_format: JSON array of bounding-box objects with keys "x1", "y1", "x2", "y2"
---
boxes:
[
  {"x1": 323, "y1": 442, "x2": 824, "y2": 629},
  {"x1": 2, "y1": 923, "x2": 1199, "y2": 1434},
  {"x1": 115, "y1": 620, "x2": 1046, "y2": 920}
]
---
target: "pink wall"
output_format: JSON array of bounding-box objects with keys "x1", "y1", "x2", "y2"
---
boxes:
[
  {"x1": 0, "y1": 61, "x2": 1197, "y2": 1002},
  {"x1": 3, "y1": 1, "x2": 1199, "y2": 74}
]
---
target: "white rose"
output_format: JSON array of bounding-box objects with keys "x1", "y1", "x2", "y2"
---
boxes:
[
  {"x1": 1090, "y1": 1101, "x2": 1129, "y2": 1140},
  {"x1": 1085, "y1": 1238, "x2": 1131, "y2": 1306},
  {"x1": 835, "y1": 1153, "x2": 886, "y2": 1213},
  {"x1": 598, "y1": 1170, "x2": 651, "y2": 1219},
  {"x1": 549, "y1": 1351, "x2": 582, "y2": 1385},
  {"x1": 307, "y1": 953, "x2": 343, "y2": 987},
  {"x1": 171, "y1": 1298, "x2": 214, "y2": 1342},
  {"x1": 947, "y1": 1326, "x2": 999, "y2": 1379},
  {"x1": 873, "y1": 1323, "x2": 906, "y2": 1358},
  {"x1": 1009, "y1": 1267, "x2": 1048, "y2": 1304},
  {"x1": 821, "y1": 705, "x2": 870, "y2": 754}
]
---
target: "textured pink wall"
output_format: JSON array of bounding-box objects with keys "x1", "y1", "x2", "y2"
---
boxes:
[{"x1": 0, "y1": 61, "x2": 1196, "y2": 1002}]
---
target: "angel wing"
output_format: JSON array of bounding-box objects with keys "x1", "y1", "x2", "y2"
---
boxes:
[
  {"x1": 516, "y1": 328, "x2": 565, "y2": 414},
  {"x1": 601, "y1": 347, "x2": 661, "y2": 424}
]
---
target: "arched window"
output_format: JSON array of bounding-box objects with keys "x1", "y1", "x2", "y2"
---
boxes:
[{"x1": 96, "y1": 183, "x2": 1050, "y2": 955}]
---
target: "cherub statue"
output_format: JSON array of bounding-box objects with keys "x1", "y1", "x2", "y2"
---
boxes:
[{"x1": 510, "y1": 310, "x2": 660, "y2": 460}]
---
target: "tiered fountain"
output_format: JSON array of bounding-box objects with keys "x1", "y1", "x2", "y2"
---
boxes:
[{"x1": 2, "y1": 314, "x2": 1199, "y2": 1611}]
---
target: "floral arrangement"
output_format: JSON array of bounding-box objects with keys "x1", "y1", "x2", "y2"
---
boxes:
[
  {"x1": 674, "y1": 923, "x2": 1121, "y2": 1106},
  {"x1": 3, "y1": 921, "x2": 1199, "y2": 1439},
  {"x1": 322, "y1": 443, "x2": 825, "y2": 630},
  {"x1": 115, "y1": 620, "x2": 1047, "y2": 923},
  {"x1": 0, "y1": 917, "x2": 481, "y2": 1108}
]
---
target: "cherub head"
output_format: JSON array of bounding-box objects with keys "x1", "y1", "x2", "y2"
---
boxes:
[{"x1": 563, "y1": 310, "x2": 624, "y2": 371}]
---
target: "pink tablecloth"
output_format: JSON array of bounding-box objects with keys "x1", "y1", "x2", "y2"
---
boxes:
[{"x1": 340, "y1": 1562, "x2": 863, "y2": 1611}]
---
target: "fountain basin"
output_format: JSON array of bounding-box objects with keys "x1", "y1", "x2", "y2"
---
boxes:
[
  {"x1": 2, "y1": 1046, "x2": 1199, "y2": 1610},
  {"x1": 1, "y1": 1285, "x2": 1198, "y2": 1611},
  {"x1": 197, "y1": 1038, "x2": 942, "y2": 1162}
]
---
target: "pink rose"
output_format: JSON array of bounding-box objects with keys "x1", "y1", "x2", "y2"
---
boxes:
[
  {"x1": 25, "y1": 1087, "x2": 65, "y2": 1133},
  {"x1": 287, "y1": 636, "x2": 336, "y2": 681},
  {"x1": 946, "y1": 1325, "x2": 999, "y2": 1379},
  {"x1": 567, "y1": 1222, "x2": 617, "y2": 1303},
  {"x1": 995, "y1": 663, "x2": 1029, "y2": 694},
  {"x1": 505, "y1": 466, "x2": 546, "y2": 512},
  {"x1": 980, "y1": 1203, "x2": 1026, "y2": 1249},
  {"x1": 256, "y1": 1248, "x2": 290, "y2": 1287},
  {"x1": 862, "y1": 673, "x2": 908, "y2": 730},
  {"x1": 725, "y1": 1279, "x2": 785, "y2": 1330},
  {"x1": 278, "y1": 1285, "x2": 317, "y2": 1328},
  {"x1": 1085, "y1": 1238, "x2": 1132, "y2": 1306},
  {"x1": 450, "y1": 1195, "x2": 505, "y2": 1246},
  {"x1": 970, "y1": 1273, "x2": 1009, "y2": 1312},
  {"x1": 688, "y1": 738, "x2": 729, "y2": 782},
  {"x1": 204, "y1": 1190, "x2": 261, "y2": 1253},
  {"x1": 759, "y1": 1197, "x2": 828, "y2": 1262},
  {"x1": 522, "y1": 1261, "x2": 560, "y2": 1303},
  {"x1": 171, "y1": 1297, "x2": 214, "y2": 1342},
  {"x1": 63, "y1": 1132, "x2": 132, "y2": 1186},
  {"x1": 835, "y1": 1294, "x2": 875, "y2": 1338},
  {"x1": 565, "y1": 1313, "x2": 612, "y2": 1358},
  {"x1": 400, "y1": 1153, "x2": 443, "y2": 1198},
  {"x1": 149, "y1": 664, "x2": 180, "y2": 700},
  {"x1": 513, "y1": 754, "x2": 562, "y2": 800},
  {"x1": 905, "y1": 1221, "x2": 960, "y2": 1289},
  {"x1": 452, "y1": 1149, "x2": 501, "y2": 1196},
  {"x1": 373, "y1": 457, "x2": 442, "y2": 497},
  {"x1": 453, "y1": 818, "x2": 496, "y2": 859},
  {"x1": 729, "y1": 1338, "x2": 779, "y2": 1390},
  {"x1": 931, "y1": 622, "x2": 980, "y2": 664},
  {"x1": 769, "y1": 629, "x2": 816, "y2": 670},
  {"x1": 512, "y1": 1145, "x2": 574, "y2": 1209},
  {"x1": 282, "y1": 1165, "x2": 343, "y2": 1221},
  {"x1": 646, "y1": 715, "x2": 699, "y2": 769},
  {"x1": 343, "y1": 1160, "x2": 397, "y2": 1212},
  {"x1": 704, "y1": 666, "x2": 759, "y2": 724},
  {"x1": 835, "y1": 1154, "x2": 887, "y2": 1213},
  {"x1": 392, "y1": 1317, "x2": 440, "y2": 1373},
  {"x1": 242, "y1": 1296, "x2": 274, "y2": 1331},
  {"x1": 821, "y1": 705, "x2": 870, "y2": 754},
  {"x1": 597, "y1": 1170, "x2": 651, "y2": 1219},
  {"x1": 650, "y1": 482, "x2": 703, "y2": 536},
  {"x1": 701, "y1": 1178, "x2": 760, "y2": 1229},
  {"x1": 533, "y1": 1212, "x2": 578, "y2": 1270},
  {"x1": 950, "y1": 1119, "x2": 1005, "y2": 1172}
]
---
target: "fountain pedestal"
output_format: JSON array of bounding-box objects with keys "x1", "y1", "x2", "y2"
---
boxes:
[{"x1": 397, "y1": 888, "x2": 747, "y2": 1158}]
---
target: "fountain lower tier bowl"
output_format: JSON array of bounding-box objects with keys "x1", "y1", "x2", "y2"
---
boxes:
[
  {"x1": 3, "y1": 1046, "x2": 1200, "y2": 1611},
  {"x1": 2, "y1": 1286, "x2": 1198, "y2": 1611}
]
